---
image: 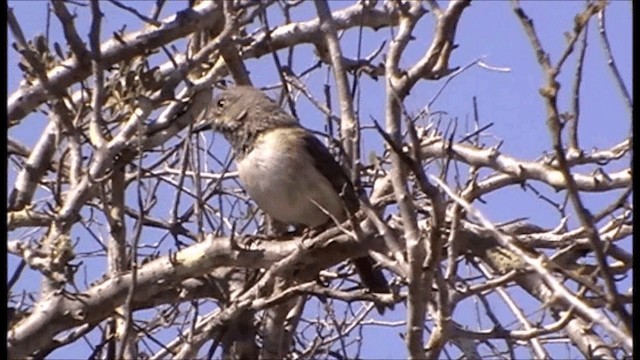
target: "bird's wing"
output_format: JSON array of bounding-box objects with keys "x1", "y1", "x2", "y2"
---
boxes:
[
  {"x1": 298, "y1": 128, "x2": 360, "y2": 216},
  {"x1": 299, "y1": 127, "x2": 393, "y2": 312}
]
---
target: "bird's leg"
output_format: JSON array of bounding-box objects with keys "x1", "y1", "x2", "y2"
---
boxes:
[
  {"x1": 266, "y1": 216, "x2": 290, "y2": 236},
  {"x1": 301, "y1": 223, "x2": 331, "y2": 241}
]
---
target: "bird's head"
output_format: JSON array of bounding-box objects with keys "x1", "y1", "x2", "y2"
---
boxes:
[{"x1": 194, "y1": 86, "x2": 297, "y2": 153}]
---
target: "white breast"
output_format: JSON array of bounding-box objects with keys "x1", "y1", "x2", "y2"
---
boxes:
[{"x1": 236, "y1": 129, "x2": 345, "y2": 227}]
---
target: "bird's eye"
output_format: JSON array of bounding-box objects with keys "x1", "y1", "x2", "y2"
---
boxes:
[{"x1": 216, "y1": 99, "x2": 226, "y2": 108}]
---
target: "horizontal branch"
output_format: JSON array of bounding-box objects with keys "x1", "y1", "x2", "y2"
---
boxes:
[
  {"x1": 418, "y1": 136, "x2": 631, "y2": 193},
  {"x1": 245, "y1": 3, "x2": 399, "y2": 59},
  {"x1": 8, "y1": 227, "x2": 384, "y2": 358}
]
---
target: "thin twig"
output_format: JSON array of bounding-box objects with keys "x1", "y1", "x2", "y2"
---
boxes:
[
  {"x1": 107, "y1": 0, "x2": 162, "y2": 27},
  {"x1": 568, "y1": 18, "x2": 589, "y2": 154},
  {"x1": 597, "y1": 7, "x2": 633, "y2": 116}
]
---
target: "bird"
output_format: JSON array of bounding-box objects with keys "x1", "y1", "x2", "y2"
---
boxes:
[{"x1": 196, "y1": 85, "x2": 392, "y2": 314}]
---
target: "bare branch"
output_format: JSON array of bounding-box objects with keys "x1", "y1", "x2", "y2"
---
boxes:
[
  {"x1": 512, "y1": 0, "x2": 631, "y2": 333},
  {"x1": 8, "y1": 1, "x2": 223, "y2": 122},
  {"x1": 314, "y1": 0, "x2": 360, "y2": 174},
  {"x1": 597, "y1": 7, "x2": 633, "y2": 116}
]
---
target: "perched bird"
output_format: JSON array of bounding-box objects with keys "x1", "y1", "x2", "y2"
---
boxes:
[{"x1": 198, "y1": 85, "x2": 391, "y2": 313}]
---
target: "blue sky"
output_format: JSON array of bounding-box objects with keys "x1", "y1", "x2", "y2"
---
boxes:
[{"x1": 8, "y1": 1, "x2": 632, "y2": 359}]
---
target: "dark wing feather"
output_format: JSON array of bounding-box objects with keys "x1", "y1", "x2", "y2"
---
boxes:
[
  {"x1": 300, "y1": 128, "x2": 392, "y2": 314},
  {"x1": 300, "y1": 130, "x2": 360, "y2": 216}
]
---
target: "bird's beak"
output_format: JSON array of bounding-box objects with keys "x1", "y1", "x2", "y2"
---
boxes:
[{"x1": 191, "y1": 120, "x2": 213, "y2": 134}]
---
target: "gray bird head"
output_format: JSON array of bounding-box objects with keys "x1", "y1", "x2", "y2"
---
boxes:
[{"x1": 201, "y1": 86, "x2": 298, "y2": 153}]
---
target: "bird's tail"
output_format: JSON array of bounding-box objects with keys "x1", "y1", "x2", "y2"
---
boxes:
[{"x1": 352, "y1": 256, "x2": 393, "y2": 315}]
